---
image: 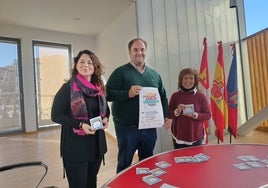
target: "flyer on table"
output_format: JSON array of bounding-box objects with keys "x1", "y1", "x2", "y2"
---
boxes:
[{"x1": 139, "y1": 87, "x2": 164, "y2": 129}]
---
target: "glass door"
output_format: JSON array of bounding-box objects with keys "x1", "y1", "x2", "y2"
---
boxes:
[
  {"x1": 33, "y1": 41, "x2": 71, "y2": 128},
  {"x1": 0, "y1": 37, "x2": 23, "y2": 133}
]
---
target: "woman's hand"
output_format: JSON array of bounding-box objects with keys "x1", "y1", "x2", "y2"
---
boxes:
[
  {"x1": 184, "y1": 112, "x2": 198, "y2": 119},
  {"x1": 81, "y1": 123, "x2": 96, "y2": 135},
  {"x1": 102, "y1": 117, "x2": 109, "y2": 129},
  {"x1": 176, "y1": 104, "x2": 184, "y2": 114}
]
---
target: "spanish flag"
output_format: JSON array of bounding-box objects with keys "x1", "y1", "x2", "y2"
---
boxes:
[
  {"x1": 227, "y1": 44, "x2": 238, "y2": 138},
  {"x1": 199, "y1": 37, "x2": 210, "y2": 144},
  {"x1": 210, "y1": 41, "x2": 228, "y2": 142}
]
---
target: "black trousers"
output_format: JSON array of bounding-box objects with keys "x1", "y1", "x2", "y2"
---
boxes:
[{"x1": 64, "y1": 158, "x2": 102, "y2": 188}]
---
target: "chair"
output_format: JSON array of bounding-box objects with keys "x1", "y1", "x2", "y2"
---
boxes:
[{"x1": 0, "y1": 161, "x2": 56, "y2": 188}]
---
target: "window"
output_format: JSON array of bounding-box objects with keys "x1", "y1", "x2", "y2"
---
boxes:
[
  {"x1": 0, "y1": 37, "x2": 23, "y2": 133},
  {"x1": 33, "y1": 41, "x2": 71, "y2": 128}
]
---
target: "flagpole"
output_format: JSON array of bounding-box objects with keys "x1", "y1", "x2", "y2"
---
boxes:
[
  {"x1": 217, "y1": 131, "x2": 220, "y2": 144},
  {"x1": 229, "y1": 0, "x2": 248, "y2": 120},
  {"x1": 229, "y1": 126, "x2": 232, "y2": 144}
]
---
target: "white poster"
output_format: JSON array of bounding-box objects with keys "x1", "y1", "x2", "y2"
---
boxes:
[{"x1": 138, "y1": 87, "x2": 164, "y2": 129}]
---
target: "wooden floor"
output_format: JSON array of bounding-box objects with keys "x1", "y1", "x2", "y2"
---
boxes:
[{"x1": 0, "y1": 127, "x2": 268, "y2": 188}]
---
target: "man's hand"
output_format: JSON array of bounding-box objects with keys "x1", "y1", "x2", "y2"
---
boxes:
[
  {"x1": 129, "y1": 85, "x2": 142, "y2": 98},
  {"x1": 163, "y1": 118, "x2": 172, "y2": 129}
]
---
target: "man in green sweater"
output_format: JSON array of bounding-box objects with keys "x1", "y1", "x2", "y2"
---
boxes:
[{"x1": 106, "y1": 38, "x2": 171, "y2": 173}]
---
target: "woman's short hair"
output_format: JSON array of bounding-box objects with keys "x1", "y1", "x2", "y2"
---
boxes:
[{"x1": 178, "y1": 68, "x2": 199, "y2": 89}]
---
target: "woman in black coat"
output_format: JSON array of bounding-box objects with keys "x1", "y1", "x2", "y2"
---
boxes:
[{"x1": 51, "y1": 49, "x2": 109, "y2": 188}]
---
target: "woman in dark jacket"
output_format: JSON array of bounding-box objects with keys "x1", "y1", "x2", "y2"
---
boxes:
[{"x1": 51, "y1": 49, "x2": 109, "y2": 188}]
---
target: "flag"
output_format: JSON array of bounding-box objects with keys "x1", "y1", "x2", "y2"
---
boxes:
[
  {"x1": 227, "y1": 44, "x2": 238, "y2": 138},
  {"x1": 199, "y1": 37, "x2": 210, "y2": 144},
  {"x1": 210, "y1": 41, "x2": 228, "y2": 142}
]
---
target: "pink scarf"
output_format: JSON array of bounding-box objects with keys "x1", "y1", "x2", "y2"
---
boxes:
[{"x1": 70, "y1": 74, "x2": 106, "y2": 135}]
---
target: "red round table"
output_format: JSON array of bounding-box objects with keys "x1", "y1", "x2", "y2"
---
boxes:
[{"x1": 102, "y1": 144, "x2": 268, "y2": 188}]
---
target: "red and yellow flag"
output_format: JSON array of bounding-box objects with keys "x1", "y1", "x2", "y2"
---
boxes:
[
  {"x1": 199, "y1": 38, "x2": 209, "y2": 90},
  {"x1": 199, "y1": 37, "x2": 210, "y2": 144},
  {"x1": 210, "y1": 41, "x2": 228, "y2": 142}
]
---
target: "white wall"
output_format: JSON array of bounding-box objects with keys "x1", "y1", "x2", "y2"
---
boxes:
[
  {"x1": 96, "y1": 3, "x2": 137, "y2": 137},
  {"x1": 0, "y1": 24, "x2": 95, "y2": 132},
  {"x1": 136, "y1": 0, "x2": 250, "y2": 152}
]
